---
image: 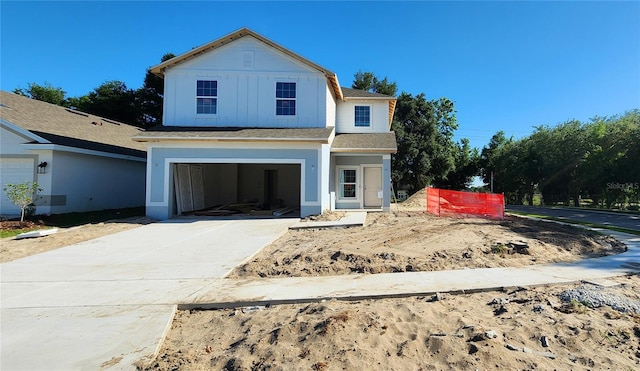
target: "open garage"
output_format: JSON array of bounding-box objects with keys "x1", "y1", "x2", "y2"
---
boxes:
[{"x1": 173, "y1": 162, "x2": 301, "y2": 217}]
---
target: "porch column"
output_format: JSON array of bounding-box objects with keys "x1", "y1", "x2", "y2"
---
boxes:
[{"x1": 382, "y1": 154, "x2": 391, "y2": 212}]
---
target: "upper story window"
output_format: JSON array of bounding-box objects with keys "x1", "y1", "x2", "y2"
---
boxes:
[
  {"x1": 276, "y1": 82, "x2": 296, "y2": 116},
  {"x1": 354, "y1": 106, "x2": 371, "y2": 127},
  {"x1": 196, "y1": 80, "x2": 217, "y2": 114}
]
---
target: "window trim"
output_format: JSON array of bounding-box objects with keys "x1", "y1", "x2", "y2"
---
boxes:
[
  {"x1": 336, "y1": 167, "x2": 360, "y2": 201},
  {"x1": 276, "y1": 81, "x2": 296, "y2": 116},
  {"x1": 354, "y1": 105, "x2": 371, "y2": 127},
  {"x1": 196, "y1": 80, "x2": 218, "y2": 115}
]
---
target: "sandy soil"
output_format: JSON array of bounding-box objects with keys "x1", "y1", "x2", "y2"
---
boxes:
[
  {"x1": 230, "y1": 212, "x2": 625, "y2": 278},
  {"x1": 146, "y1": 190, "x2": 637, "y2": 370},
  {"x1": 3, "y1": 190, "x2": 637, "y2": 370},
  {"x1": 147, "y1": 276, "x2": 640, "y2": 370},
  {"x1": 0, "y1": 217, "x2": 154, "y2": 263}
]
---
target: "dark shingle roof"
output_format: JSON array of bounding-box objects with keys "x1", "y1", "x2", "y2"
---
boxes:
[
  {"x1": 134, "y1": 126, "x2": 334, "y2": 143},
  {"x1": 341, "y1": 87, "x2": 395, "y2": 99},
  {"x1": 0, "y1": 91, "x2": 146, "y2": 158},
  {"x1": 331, "y1": 133, "x2": 397, "y2": 153}
]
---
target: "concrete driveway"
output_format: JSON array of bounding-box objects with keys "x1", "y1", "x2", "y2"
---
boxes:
[
  {"x1": 0, "y1": 217, "x2": 294, "y2": 370},
  {"x1": 507, "y1": 205, "x2": 640, "y2": 231}
]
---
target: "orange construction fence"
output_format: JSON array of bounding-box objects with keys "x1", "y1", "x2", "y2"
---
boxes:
[{"x1": 426, "y1": 187, "x2": 505, "y2": 219}]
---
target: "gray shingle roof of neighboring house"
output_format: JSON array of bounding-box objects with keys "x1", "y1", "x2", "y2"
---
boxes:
[
  {"x1": 341, "y1": 87, "x2": 395, "y2": 99},
  {"x1": 0, "y1": 91, "x2": 146, "y2": 158},
  {"x1": 331, "y1": 133, "x2": 397, "y2": 153},
  {"x1": 133, "y1": 126, "x2": 334, "y2": 143}
]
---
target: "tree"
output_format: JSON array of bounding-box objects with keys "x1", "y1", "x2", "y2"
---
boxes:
[
  {"x1": 13, "y1": 82, "x2": 66, "y2": 106},
  {"x1": 352, "y1": 70, "x2": 398, "y2": 96},
  {"x1": 3, "y1": 181, "x2": 40, "y2": 222},
  {"x1": 69, "y1": 80, "x2": 140, "y2": 125},
  {"x1": 391, "y1": 93, "x2": 458, "y2": 192},
  {"x1": 137, "y1": 53, "x2": 175, "y2": 127},
  {"x1": 434, "y1": 138, "x2": 480, "y2": 190},
  {"x1": 479, "y1": 110, "x2": 639, "y2": 208}
]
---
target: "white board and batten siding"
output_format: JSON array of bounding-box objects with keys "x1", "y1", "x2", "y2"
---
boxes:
[
  {"x1": 163, "y1": 36, "x2": 334, "y2": 128},
  {"x1": 335, "y1": 100, "x2": 390, "y2": 134}
]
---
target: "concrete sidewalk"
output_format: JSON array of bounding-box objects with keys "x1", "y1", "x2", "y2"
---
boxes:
[
  {"x1": 184, "y1": 231, "x2": 640, "y2": 308},
  {"x1": 288, "y1": 211, "x2": 367, "y2": 229},
  {"x1": 1, "y1": 218, "x2": 294, "y2": 370}
]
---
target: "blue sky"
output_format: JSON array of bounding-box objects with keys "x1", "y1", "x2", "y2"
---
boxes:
[{"x1": 1, "y1": 1, "x2": 638, "y2": 149}]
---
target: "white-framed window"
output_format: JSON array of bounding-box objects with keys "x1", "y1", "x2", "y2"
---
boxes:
[
  {"x1": 196, "y1": 80, "x2": 217, "y2": 114},
  {"x1": 338, "y1": 168, "x2": 358, "y2": 199},
  {"x1": 276, "y1": 82, "x2": 296, "y2": 116},
  {"x1": 354, "y1": 105, "x2": 370, "y2": 127}
]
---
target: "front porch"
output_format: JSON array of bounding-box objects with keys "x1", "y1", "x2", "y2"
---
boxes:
[{"x1": 329, "y1": 153, "x2": 392, "y2": 212}]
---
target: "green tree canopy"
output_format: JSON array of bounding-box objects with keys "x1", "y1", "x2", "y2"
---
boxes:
[
  {"x1": 434, "y1": 138, "x2": 480, "y2": 190},
  {"x1": 480, "y1": 109, "x2": 640, "y2": 208},
  {"x1": 138, "y1": 52, "x2": 175, "y2": 127},
  {"x1": 13, "y1": 82, "x2": 66, "y2": 106},
  {"x1": 352, "y1": 70, "x2": 398, "y2": 96},
  {"x1": 69, "y1": 80, "x2": 139, "y2": 125},
  {"x1": 391, "y1": 93, "x2": 458, "y2": 191}
]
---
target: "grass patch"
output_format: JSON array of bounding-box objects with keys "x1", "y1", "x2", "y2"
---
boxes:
[
  {"x1": 0, "y1": 227, "x2": 41, "y2": 239},
  {"x1": 1, "y1": 207, "x2": 145, "y2": 238},
  {"x1": 508, "y1": 211, "x2": 640, "y2": 236},
  {"x1": 490, "y1": 244, "x2": 508, "y2": 255},
  {"x1": 37, "y1": 207, "x2": 145, "y2": 228}
]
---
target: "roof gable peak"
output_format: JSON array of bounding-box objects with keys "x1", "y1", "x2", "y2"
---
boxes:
[{"x1": 149, "y1": 27, "x2": 343, "y2": 100}]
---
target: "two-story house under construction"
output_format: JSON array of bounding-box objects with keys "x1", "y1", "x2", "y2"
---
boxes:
[{"x1": 133, "y1": 28, "x2": 397, "y2": 219}]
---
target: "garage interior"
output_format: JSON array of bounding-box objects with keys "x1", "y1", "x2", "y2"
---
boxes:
[{"x1": 173, "y1": 163, "x2": 301, "y2": 217}]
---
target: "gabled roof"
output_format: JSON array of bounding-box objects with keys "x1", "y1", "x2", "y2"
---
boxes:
[
  {"x1": 341, "y1": 87, "x2": 397, "y2": 127},
  {"x1": 0, "y1": 91, "x2": 146, "y2": 158},
  {"x1": 149, "y1": 27, "x2": 344, "y2": 100},
  {"x1": 341, "y1": 87, "x2": 394, "y2": 99},
  {"x1": 133, "y1": 126, "x2": 334, "y2": 143}
]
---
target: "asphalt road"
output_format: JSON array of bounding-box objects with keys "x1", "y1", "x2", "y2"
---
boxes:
[{"x1": 506, "y1": 205, "x2": 640, "y2": 231}]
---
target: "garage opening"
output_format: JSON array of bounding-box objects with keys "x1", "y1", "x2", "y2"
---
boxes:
[{"x1": 173, "y1": 163, "x2": 301, "y2": 217}]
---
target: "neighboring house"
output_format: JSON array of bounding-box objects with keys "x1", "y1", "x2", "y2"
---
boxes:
[
  {"x1": 0, "y1": 91, "x2": 147, "y2": 217},
  {"x1": 133, "y1": 28, "x2": 397, "y2": 220}
]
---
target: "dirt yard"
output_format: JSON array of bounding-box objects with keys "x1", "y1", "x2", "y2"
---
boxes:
[
  {"x1": 2, "y1": 190, "x2": 638, "y2": 370},
  {"x1": 0, "y1": 217, "x2": 153, "y2": 263},
  {"x1": 146, "y1": 190, "x2": 638, "y2": 370},
  {"x1": 147, "y1": 276, "x2": 640, "y2": 370},
  {"x1": 230, "y1": 212, "x2": 625, "y2": 278}
]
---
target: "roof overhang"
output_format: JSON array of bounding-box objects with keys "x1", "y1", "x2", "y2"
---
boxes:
[
  {"x1": 133, "y1": 127, "x2": 335, "y2": 144},
  {"x1": 0, "y1": 118, "x2": 50, "y2": 144},
  {"x1": 149, "y1": 28, "x2": 343, "y2": 100},
  {"x1": 330, "y1": 133, "x2": 397, "y2": 154}
]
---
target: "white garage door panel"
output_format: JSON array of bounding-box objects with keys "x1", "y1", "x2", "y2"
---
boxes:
[{"x1": 0, "y1": 158, "x2": 35, "y2": 216}]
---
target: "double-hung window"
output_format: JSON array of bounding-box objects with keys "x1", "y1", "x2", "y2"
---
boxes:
[
  {"x1": 354, "y1": 106, "x2": 370, "y2": 127},
  {"x1": 276, "y1": 82, "x2": 296, "y2": 116},
  {"x1": 196, "y1": 80, "x2": 217, "y2": 114},
  {"x1": 339, "y1": 168, "x2": 357, "y2": 199}
]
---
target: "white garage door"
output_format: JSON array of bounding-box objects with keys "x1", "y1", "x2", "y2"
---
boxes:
[{"x1": 0, "y1": 158, "x2": 35, "y2": 216}]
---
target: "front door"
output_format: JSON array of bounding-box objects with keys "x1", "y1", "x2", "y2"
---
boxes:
[{"x1": 363, "y1": 167, "x2": 382, "y2": 208}]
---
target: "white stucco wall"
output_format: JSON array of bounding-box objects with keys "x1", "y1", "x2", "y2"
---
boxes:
[
  {"x1": 335, "y1": 100, "x2": 390, "y2": 133},
  {"x1": 163, "y1": 37, "x2": 329, "y2": 128}
]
